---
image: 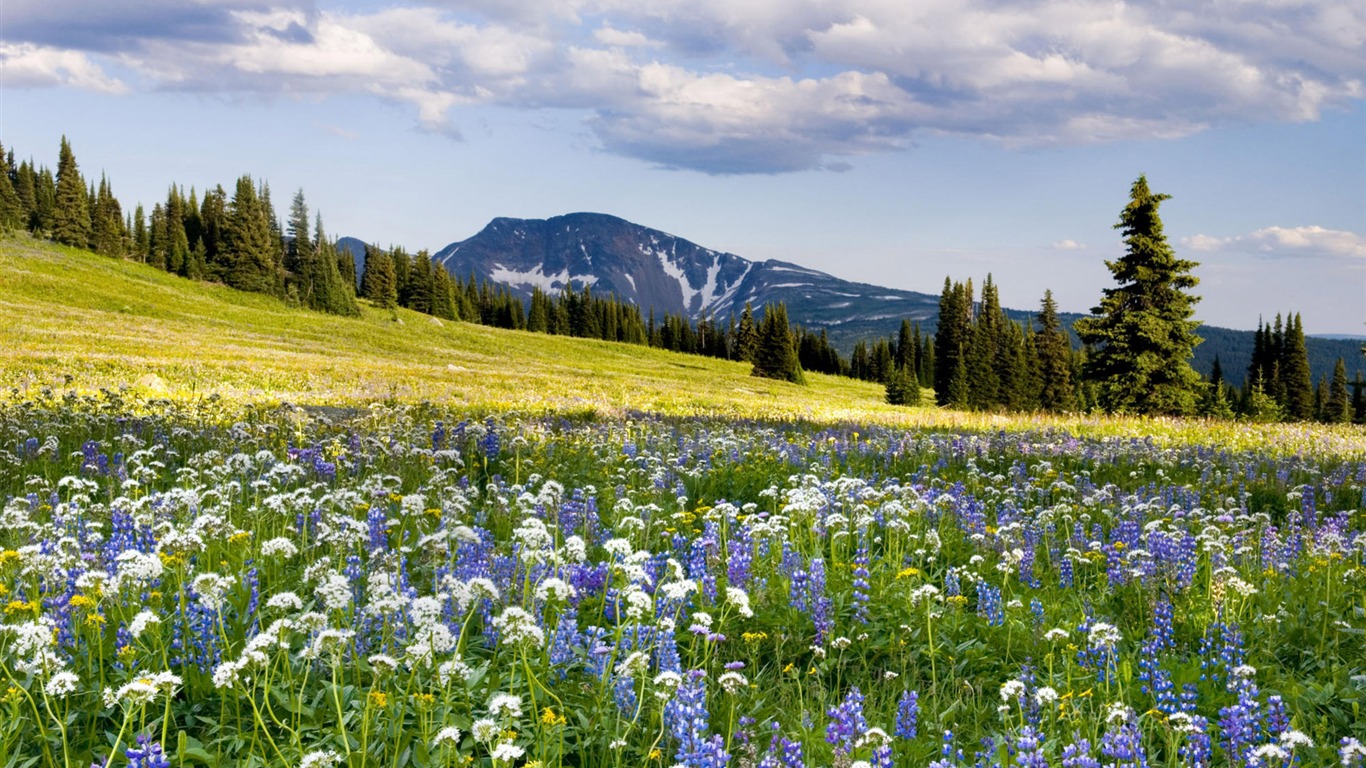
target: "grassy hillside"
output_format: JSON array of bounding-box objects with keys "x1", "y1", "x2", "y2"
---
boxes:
[
  {"x1": 3, "y1": 236, "x2": 1362, "y2": 454},
  {"x1": 0, "y1": 235, "x2": 899, "y2": 421}
]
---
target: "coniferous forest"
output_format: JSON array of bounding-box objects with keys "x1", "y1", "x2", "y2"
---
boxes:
[{"x1": 2, "y1": 136, "x2": 1360, "y2": 423}]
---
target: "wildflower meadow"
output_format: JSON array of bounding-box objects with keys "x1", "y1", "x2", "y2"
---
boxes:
[{"x1": 0, "y1": 392, "x2": 1362, "y2": 768}]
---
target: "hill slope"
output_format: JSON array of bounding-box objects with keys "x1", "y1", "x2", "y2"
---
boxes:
[{"x1": 0, "y1": 235, "x2": 899, "y2": 420}]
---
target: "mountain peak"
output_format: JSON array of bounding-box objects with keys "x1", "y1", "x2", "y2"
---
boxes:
[{"x1": 430, "y1": 213, "x2": 941, "y2": 339}]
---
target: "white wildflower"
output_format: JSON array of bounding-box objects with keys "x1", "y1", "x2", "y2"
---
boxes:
[
  {"x1": 488, "y1": 693, "x2": 523, "y2": 719},
  {"x1": 261, "y1": 537, "x2": 298, "y2": 558}
]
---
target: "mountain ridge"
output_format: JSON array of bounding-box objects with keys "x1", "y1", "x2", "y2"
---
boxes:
[{"x1": 343, "y1": 214, "x2": 1363, "y2": 383}]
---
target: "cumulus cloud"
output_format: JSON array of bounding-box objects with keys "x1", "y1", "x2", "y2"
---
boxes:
[
  {"x1": 1051, "y1": 239, "x2": 1086, "y2": 251},
  {"x1": 2, "y1": 0, "x2": 1363, "y2": 173},
  {"x1": 1183, "y1": 226, "x2": 1366, "y2": 259},
  {"x1": 0, "y1": 43, "x2": 127, "y2": 93}
]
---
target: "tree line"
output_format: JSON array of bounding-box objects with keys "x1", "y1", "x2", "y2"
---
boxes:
[{"x1": 3, "y1": 138, "x2": 1357, "y2": 422}]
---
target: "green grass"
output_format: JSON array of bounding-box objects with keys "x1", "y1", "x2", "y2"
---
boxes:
[
  {"x1": 0, "y1": 235, "x2": 902, "y2": 420},
  {"x1": 3, "y1": 235, "x2": 1362, "y2": 456}
]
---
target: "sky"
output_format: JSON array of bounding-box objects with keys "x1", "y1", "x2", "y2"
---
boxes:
[{"x1": 2, "y1": 0, "x2": 1363, "y2": 334}]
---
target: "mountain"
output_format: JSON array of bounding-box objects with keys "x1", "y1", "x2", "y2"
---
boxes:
[
  {"x1": 356, "y1": 212, "x2": 1362, "y2": 384},
  {"x1": 429, "y1": 211, "x2": 940, "y2": 336}
]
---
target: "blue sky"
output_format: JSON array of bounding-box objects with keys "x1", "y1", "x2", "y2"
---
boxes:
[{"x1": 2, "y1": 0, "x2": 1363, "y2": 333}]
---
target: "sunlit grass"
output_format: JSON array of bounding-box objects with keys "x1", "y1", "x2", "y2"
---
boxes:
[{"x1": 2, "y1": 235, "x2": 1362, "y2": 457}]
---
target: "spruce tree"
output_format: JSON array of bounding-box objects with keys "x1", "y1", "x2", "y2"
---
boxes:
[
  {"x1": 735, "y1": 303, "x2": 759, "y2": 362},
  {"x1": 90, "y1": 174, "x2": 124, "y2": 256},
  {"x1": 361, "y1": 246, "x2": 397, "y2": 311},
  {"x1": 131, "y1": 204, "x2": 149, "y2": 261},
  {"x1": 885, "y1": 363, "x2": 920, "y2": 406},
  {"x1": 223, "y1": 175, "x2": 281, "y2": 295},
  {"x1": 752, "y1": 303, "x2": 805, "y2": 384},
  {"x1": 430, "y1": 263, "x2": 457, "y2": 320},
  {"x1": 966, "y1": 276, "x2": 1002, "y2": 410},
  {"x1": 14, "y1": 161, "x2": 37, "y2": 230},
  {"x1": 934, "y1": 278, "x2": 971, "y2": 408},
  {"x1": 313, "y1": 216, "x2": 358, "y2": 316},
  {"x1": 285, "y1": 189, "x2": 312, "y2": 301},
  {"x1": 1074, "y1": 175, "x2": 1203, "y2": 415},
  {"x1": 1279, "y1": 313, "x2": 1313, "y2": 420},
  {"x1": 1322, "y1": 358, "x2": 1350, "y2": 423},
  {"x1": 1033, "y1": 289, "x2": 1074, "y2": 411},
  {"x1": 0, "y1": 141, "x2": 22, "y2": 232},
  {"x1": 33, "y1": 167, "x2": 57, "y2": 235},
  {"x1": 52, "y1": 136, "x2": 91, "y2": 247}
]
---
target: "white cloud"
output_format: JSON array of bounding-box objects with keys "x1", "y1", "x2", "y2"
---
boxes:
[
  {"x1": 1051, "y1": 239, "x2": 1086, "y2": 251},
  {"x1": 1183, "y1": 226, "x2": 1366, "y2": 259},
  {"x1": 0, "y1": 42, "x2": 127, "y2": 93},
  {"x1": 3, "y1": 0, "x2": 1364, "y2": 172}
]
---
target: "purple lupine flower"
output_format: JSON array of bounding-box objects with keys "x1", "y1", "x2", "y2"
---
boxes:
[
  {"x1": 895, "y1": 689, "x2": 919, "y2": 740},
  {"x1": 1017, "y1": 726, "x2": 1050, "y2": 768},
  {"x1": 825, "y1": 686, "x2": 867, "y2": 757},
  {"x1": 758, "y1": 724, "x2": 807, "y2": 768},
  {"x1": 1061, "y1": 737, "x2": 1100, "y2": 768},
  {"x1": 666, "y1": 671, "x2": 730, "y2": 768},
  {"x1": 125, "y1": 735, "x2": 171, "y2": 768}
]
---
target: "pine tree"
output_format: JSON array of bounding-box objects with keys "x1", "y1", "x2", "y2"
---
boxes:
[
  {"x1": 430, "y1": 263, "x2": 457, "y2": 320},
  {"x1": 934, "y1": 277, "x2": 971, "y2": 408},
  {"x1": 200, "y1": 185, "x2": 228, "y2": 276},
  {"x1": 752, "y1": 303, "x2": 804, "y2": 384},
  {"x1": 14, "y1": 161, "x2": 38, "y2": 231},
  {"x1": 1322, "y1": 358, "x2": 1350, "y2": 423},
  {"x1": 966, "y1": 276, "x2": 1002, "y2": 409},
  {"x1": 0, "y1": 141, "x2": 22, "y2": 232},
  {"x1": 33, "y1": 167, "x2": 57, "y2": 235},
  {"x1": 1032, "y1": 290, "x2": 1074, "y2": 411},
  {"x1": 1279, "y1": 313, "x2": 1313, "y2": 420},
  {"x1": 285, "y1": 189, "x2": 312, "y2": 301},
  {"x1": 314, "y1": 216, "x2": 358, "y2": 316},
  {"x1": 131, "y1": 204, "x2": 149, "y2": 261},
  {"x1": 735, "y1": 303, "x2": 758, "y2": 362},
  {"x1": 885, "y1": 363, "x2": 920, "y2": 406},
  {"x1": 52, "y1": 136, "x2": 91, "y2": 247},
  {"x1": 89, "y1": 174, "x2": 125, "y2": 256},
  {"x1": 360, "y1": 245, "x2": 398, "y2": 311},
  {"x1": 223, "y1": 175, "x2": 281, "y2": 295},
  {"x1": 165, "y1": 187, "x2": 190, "y2": 274},
  {"x1": 1074, "y1": 175, "x2": 1203, "y2": 415}
]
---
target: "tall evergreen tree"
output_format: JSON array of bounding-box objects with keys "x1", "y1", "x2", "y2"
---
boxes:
[
  {"x1": 52, "y1": 136, "x2": 91, "y2": 247},
  {"x1": 735, "y1": 303, "x2": 759, "y2": 362},
  {"x1": 131, "y1": 204, "x2": 149, "y2": 261},
  {"x1": 0, "y1": 141, "x2": 22, "y2": 232},
  {"x1": 89, "y1": 174, "x2": 124, "y2": 256},
  {"x1": 934, "y1": 277, "x2": 971, "y2": 407},
  {"x1": 885, "y1": 362, "x2": 920, "y2": 406},
  {"x1": 1321, "y1": 358, "x2": 1350, "y2": 423},
  {"x1": 1279, "y1": 313, "x2": 1313, "y2": 420},
  {"x1": 360, "y1": 245, "x2": 397, "y2": 311},
  {"x1": 1032, "y1": 289, "x2": 1074, "y2": 411},
  {"x1": 285, "y1": 189, "x2": 312, "y2": 299},
  {"x1": 14, "y1": 161, "x2": 38, "y2": 230},
  {"x1": 313, "y1": 216, "x2": 358, "y2": 316},
  {"x1": 32, "y1": 167, "x2": 57, "y2": 235},
  {"x1": 1074, "y1": 175, "x2": 1203, "y2": 415},
  {"x1": 752, "y1": 303, "x2": 804, "y2": 384},
  {"x1": 200, "y1": 185, "x2": 228, "y2": 276},
  {"x1": 430, "y1": 262, "x2": 457, "y2": 320},
  {"x1": 222, "y1": 175, "x2": 281, "y2": 295}
]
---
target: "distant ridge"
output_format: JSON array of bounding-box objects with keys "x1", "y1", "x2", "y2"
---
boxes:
[{"x1": 345, "y1": 214, "x2": 1365, "y2": 383}]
